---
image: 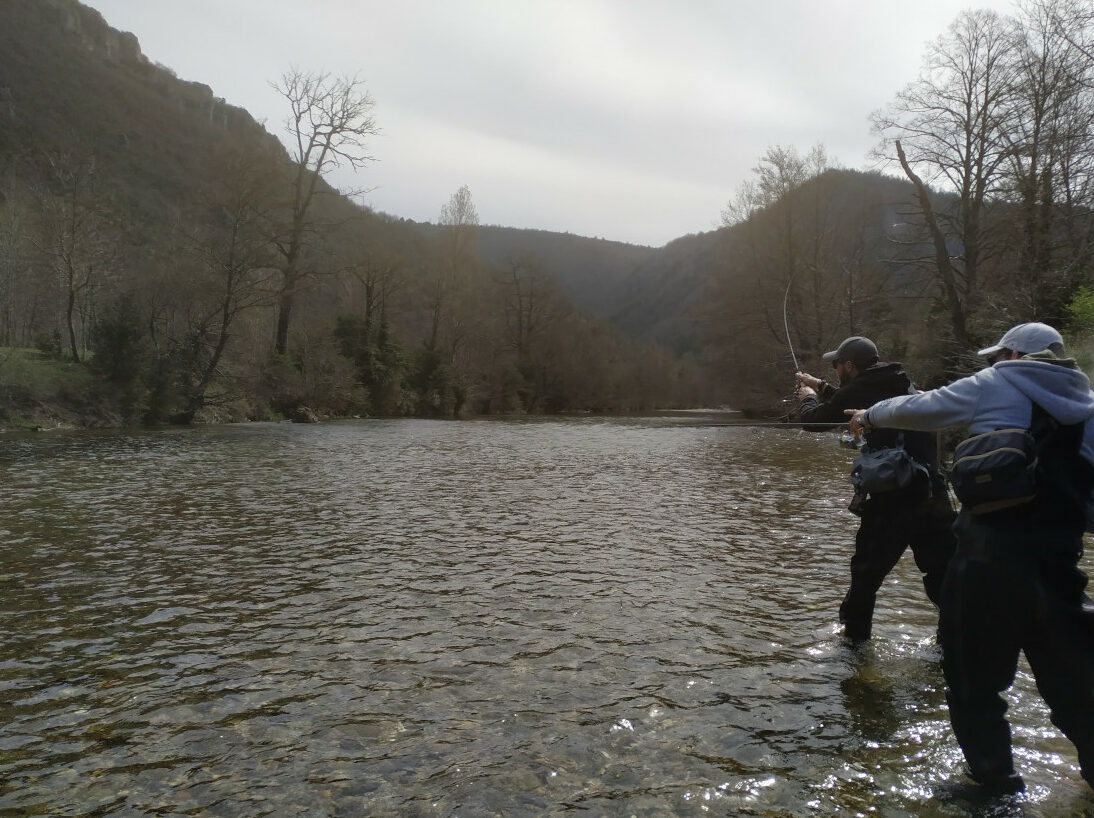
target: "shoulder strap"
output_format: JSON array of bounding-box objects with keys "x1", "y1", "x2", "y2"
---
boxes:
[
  {"x1": 862, "y1": 379, "x2": 916, "y2": 452},
  {"x1": 1028, "y1": 401, "x2": 1092, "y2": 532},
  {"x1": 1029, "y1": 402, "x2": 1059, "y2": 446},
  {"x1": 1028, "y1": 401, "x2": 1087, "y2": 461}
]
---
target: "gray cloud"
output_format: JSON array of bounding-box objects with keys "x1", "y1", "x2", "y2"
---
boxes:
[{"x1": 86, "y1": 0, "x2": 1016, "y2": 246}]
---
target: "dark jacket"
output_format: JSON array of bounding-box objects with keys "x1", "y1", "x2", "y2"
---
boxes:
[{"x1": 799, "y1": 361, "x2": 939, "y2": 470}]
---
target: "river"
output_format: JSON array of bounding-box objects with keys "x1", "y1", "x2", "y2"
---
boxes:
[{"x1": 2, "y1": 417, "x2": 1092, "y2": 817}]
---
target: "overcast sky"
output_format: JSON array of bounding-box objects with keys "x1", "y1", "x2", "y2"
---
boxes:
[{"x1": 84, "y1": 1, "x2": 1017, "y2": 247}]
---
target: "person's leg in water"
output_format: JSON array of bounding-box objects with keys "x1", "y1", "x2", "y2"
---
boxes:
[
  {"x1": 939, "y1": 535, "x2": 1026, "y2": 794},
  {"x1": 1024, "y1": 545, "x2": 1094, "y2": 789},
  {"x1": 907, "y1": 483, "x2": 957, "y2": 609},
  {"x1": 839, "y1": 499, "x2": 910, "y2": 641}
]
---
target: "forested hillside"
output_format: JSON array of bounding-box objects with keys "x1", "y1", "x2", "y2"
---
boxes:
[
  {"x1": 705, "y1": 3, "x2": 1094, "y2": 412},
  {"x1": 0, "y1": 0, "x2": 719, "y2": 427},
  {"x1": 4, "y1": 0, "x2": 1094, "y2": 429}
]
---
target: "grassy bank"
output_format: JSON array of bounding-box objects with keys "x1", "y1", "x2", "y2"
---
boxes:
[{"x1": 0, "y1": 348, "x2": 120, "y2": 430}]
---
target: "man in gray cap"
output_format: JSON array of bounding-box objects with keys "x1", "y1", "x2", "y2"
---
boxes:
[
  {"x1": 848, "y1": 322, "x2": 1094, "y2": 794},
  {"x1": 795, "y1": 335, "x2": 956, "y2": 643}
]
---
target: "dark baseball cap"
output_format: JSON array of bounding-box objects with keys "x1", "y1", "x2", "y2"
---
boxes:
[{"x1": 821, "y1": 336, "x2": 878, "y2": 368}]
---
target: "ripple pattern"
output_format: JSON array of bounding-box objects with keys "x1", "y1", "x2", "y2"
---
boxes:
[{"x1": 2, "y1": 418, "x2": 1093, "y2": 816}]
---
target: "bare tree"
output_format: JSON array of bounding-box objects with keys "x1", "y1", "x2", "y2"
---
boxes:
[
  {"x1": 731, "y1": 144, "x2": 837, "y2": 362},
  {"x1": 347, "y1": 245, "x2": 401, "y2": 348},
  {"x1": 175, "y1": 144, "x2": 280, "y2": 423},
  {"x1": 34, "y1": 150, "x2": 121, "y2": 362},
  {"x1": 502, "y1": 250, "x2": 557, "y2": 358},
  {"x1": 894, "y1": 139, "x2": 974, "y2": 348},
  {"x1": 330, "y1": 215, "x2": 406, "y2": 411},
  {"x1": 270, "y1": 68, "x2": 378, "y2": 355},
  {"x1": 719, "y1": 178, "x2": 760, "y2": 228},
  {"x1": 1004, "y1": 0, "x2": 1094, "y2": 320},
  {"x1": 0, "y1": 161, "x2": 30, "y2": 346},
  {"x1": 428, "y1": 184, "x2": 479, "y2": 353},
  {"x1": 410, "y1": 185, "x2": 481, "y2": 416},
  {"x1": 872, "y1": 9, "x2": 1018, "y2": 350},
  {"x1": 1036, "y1": 0, "x2": 1094, "y2": 69}
]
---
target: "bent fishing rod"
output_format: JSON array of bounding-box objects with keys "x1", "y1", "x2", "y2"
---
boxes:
[
  {"x1": 778, "y1": 272, "x2": 856, "y2": 442},
  {"x1": 780, "y1": 270, "x2": 805, "y2": 422},
  {"x1": 783, "y1": 273, "x2": 800, "y2": 373}
]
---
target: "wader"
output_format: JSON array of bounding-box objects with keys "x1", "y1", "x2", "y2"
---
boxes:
[
  {"x1": 940, "y1": 415, "x2": 1094, "y2": 792},
  {"x1": 839, "y1": 474, "x2": 956, "y2": 641}
]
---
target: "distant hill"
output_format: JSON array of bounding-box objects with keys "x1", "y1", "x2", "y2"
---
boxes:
[
  {"x1": 455, "y1": 169, "x2": 936, "y2": 364},
  {"x1": 473, "y1": 170, "x2": 939, "y2": 365},
  {"x1": 417, "y1": 222, "x2": 739, "y2": 359},
  {"x1": 416, "y1": 222, "x2": 656, "y2": 318},
  {"x1": 0, "y1": 0, "x2": 736, "y2": 421},
  {"x1": 3, "y1": 0, "x2": 982, "y2": 424},
  {"x1": 0, "y1": 0, "x2": 925, "y2": 354},
  {"x1": 611, "y1": 230, "x2": 726, "y2": 356},
  {"x1": 0, "y1": 0, "x2": 687, "y2": 342}
]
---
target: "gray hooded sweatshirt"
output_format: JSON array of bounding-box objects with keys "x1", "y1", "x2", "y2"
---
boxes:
[{"x1": 866, "y1": 356, "x2": 1094, "y2": 523}]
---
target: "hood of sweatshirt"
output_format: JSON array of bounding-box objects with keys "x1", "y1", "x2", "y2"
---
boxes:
[{"x1": 995, "y1": 356, "x2": 1094, "y2": 425}]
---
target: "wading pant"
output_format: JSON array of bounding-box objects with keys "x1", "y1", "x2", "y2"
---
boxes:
[
  {"x1": 940, "y1": 514, "x2": 1094, "y2": 789},
  {"x1": 839, "y1": 488, "x2": 956, "y2": 641}
]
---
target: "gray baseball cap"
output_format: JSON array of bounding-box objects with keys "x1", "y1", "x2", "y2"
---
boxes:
[
  {"x1": 821, "y1": 336, "x2": 879, "y2": 368},
  {"x1": 977, "y1": 322, "x2": 1063, "y2": 357}
]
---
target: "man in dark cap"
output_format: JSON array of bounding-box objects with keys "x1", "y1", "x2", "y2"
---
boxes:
[{"x1": 795, "y1": 335, "x2": 956, "y2": 643}]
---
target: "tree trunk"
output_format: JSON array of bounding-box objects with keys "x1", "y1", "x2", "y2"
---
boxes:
[
  {"x1": 65, "y1": 276, "x2": 80, "y2": 363},
  {"x1": 895, "y1": 140, "x2": 972, "y2": 349},
  {"x1": 274, "y1": 284, "x2": 294, "y2": 356}
]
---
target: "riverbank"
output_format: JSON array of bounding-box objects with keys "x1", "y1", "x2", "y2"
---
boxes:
[
  {"x1": 0, "y1": 348, "x2": 121, "y2": 431},
  {"x1": 0, "y1": 347, "x2": 306, "y2": 431},
  {"x1": 0, "y1": 348, "x2": 728, "y2": 432}
]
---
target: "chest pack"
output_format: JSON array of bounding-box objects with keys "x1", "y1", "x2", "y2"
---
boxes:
[
  {"x1": 949, "y1": 427, "x2": 1038, "y2": 514},
  {"x1": 849, "y1": 381, "x2": 928, "y2": 496},
  {"x1": 850, "y1": 432, "x2": 927, "y2": 495},
  {"x1": 949, "y1": 403, "x2": 1089, "y2": 519}
]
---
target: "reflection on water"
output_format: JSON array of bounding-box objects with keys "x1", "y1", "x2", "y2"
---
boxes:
[{"x1": 2, "y1": 417, "x2": 1093, "y2": 816}]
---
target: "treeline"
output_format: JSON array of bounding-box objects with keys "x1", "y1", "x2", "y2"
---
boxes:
[
  {"x1": 0, "y1": 61, "x2": 713, "y2": 426},
  {"x1": 707, "y1": 0, "x2": 1094, "y2": 410}
]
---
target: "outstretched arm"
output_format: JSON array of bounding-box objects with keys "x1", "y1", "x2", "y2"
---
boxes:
[{"x1": 844, "y1": 374, "x2": 983, "y2": 435}]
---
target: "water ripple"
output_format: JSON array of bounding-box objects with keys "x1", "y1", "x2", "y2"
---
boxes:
[{"x1": 2, "y1": 418, "x2": 1094, "y2": 816}]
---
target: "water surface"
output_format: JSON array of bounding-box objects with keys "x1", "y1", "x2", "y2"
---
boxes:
[{"x1": 2, "y1": 417, "x2": 1092, "y2": 816}]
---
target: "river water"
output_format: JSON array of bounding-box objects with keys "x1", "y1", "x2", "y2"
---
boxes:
[{"x1": 2, "y1": 417, "x2": 1093, "y2": 817}]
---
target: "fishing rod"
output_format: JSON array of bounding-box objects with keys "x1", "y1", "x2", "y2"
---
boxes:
[
  {"x1": 782, "y1": 273, "x2": 800, "y2": 373},
  {"x1": 781, "y1": 271, "x2": 805, "y2": 424},
  {"x1": 705, "y1": 420, "x2": 862, "y2": 428},
  {"x1": 779, "y1": 272, "x2": 860, "y2": 444}
]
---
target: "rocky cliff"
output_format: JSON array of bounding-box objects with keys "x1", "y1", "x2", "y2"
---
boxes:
[{"x1": 0, "y1": 0, "x2": 269, "y2": 150}]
